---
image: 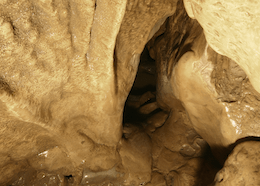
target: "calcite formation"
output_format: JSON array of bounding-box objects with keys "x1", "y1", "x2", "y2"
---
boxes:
[
  {"x1": 183, "y1": 0, "x2": 260, "y2": 94},
  {"x1": 213, "y1": 141, "x2": 260, "y2": 186},
  {"x1": 0, "y1": 0, "x2": 260, "y2": 185}
]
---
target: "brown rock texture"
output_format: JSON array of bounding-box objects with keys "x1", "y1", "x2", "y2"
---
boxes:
[
  {"x1": 148, "y1": 1, "x2": 260, "y2": 164},
  {"x1": 1, "y1": 0, "x2": 260, "y2": 185},
  {"x1": 171, "y1": 43, "x2": 260, "y2": 162},
  {"x1": 213, "y1": 141, "x2": 260, "y2": 186},
  {"x1": 0, "y1": 0, "x2": 181, "y2": 185}
]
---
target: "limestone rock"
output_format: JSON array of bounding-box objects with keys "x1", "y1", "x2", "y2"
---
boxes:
[
  {"x1": 213, "y1": 141, "x2": 260, "y2": 186},
  {"x1": 149, "y1": 2, "x2": 260, "y2": 163},
  {"x1": 183, "y1": 0, "x2": 260, "y2": 94},
  {"x1": 0, "y1": 0, "x2": 179, "y2": 184}
]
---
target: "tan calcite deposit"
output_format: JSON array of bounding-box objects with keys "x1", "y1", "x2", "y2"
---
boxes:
[
  {"x1": 147, "y1": 1, "x2": 260, "y2": 184},
  {"x1": 213, "y1": 141, "x2": 260, "y2": 186},
  {"x1": 172, "y1": 43, "x2": 260, "y2": 162},
  {"x1": 0, "y1": 0, "x2": 128, "y2": 184},
  {"x1": 0, "y1": 0, "x2": 180, "y2": 185},
  {"x1": 147, "y1": 0, "x2": 260, "y2": 164},
  {"x1": 183, "y1": 0, "x2": 260, "y2": 94},
  {"x1": 115, "y1": 0, "x2": 178, "y2": 100}
]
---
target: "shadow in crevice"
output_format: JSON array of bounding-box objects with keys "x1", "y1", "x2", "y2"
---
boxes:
[
  {"x1": 200, "y1": 137, "x2": 260, "y2": 186},
  {"x1": 123, "y1": 45, "x2": 157, "y2": 125},
  {"x1": 211, "y1": 136, "x2": 260, "y2": 166},
  {"x1": 229, "y1": 136, "x2": 260, "y2": 152},
  {"x1": 194, "y1": 146, "x2": 222, "y2": 186},
  {"x1": 129, "y1": 46, "x2": 156, "y2": 96},
  {"x1": 113, "y1": 48, "x2": 119, "y2": 95},
  {"x1": 64, "y1": 175, "x2": 74, "y2": 185}
]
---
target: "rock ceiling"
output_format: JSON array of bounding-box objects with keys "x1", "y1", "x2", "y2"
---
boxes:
[{"x1": 0, "y1": 0, "x2": 260, "y2": 185}]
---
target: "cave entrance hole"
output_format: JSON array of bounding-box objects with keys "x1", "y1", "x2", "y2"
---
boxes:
[
  {"x1": 121, "y1": 12, "x2": 222, "y2": 184},
  {"x1": 123, "y1": 45, "x2": 159, "y2": 126}
]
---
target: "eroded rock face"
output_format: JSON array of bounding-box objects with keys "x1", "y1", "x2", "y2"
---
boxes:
[
  {"x1": 183, "y1": 0, "x2": 260, "y2": 94},
  {"x1": 0, "y1": 0, "x2": 127, "y2": 184},
  {"x1": 171, "y1": 43, "x2": 260, "y2": 162},
  {"x1": 0, "y1": 0, "x2": 179, "y2": 185},
  {"x1": 213, "y1": 141, "x2": 260, "y2": 186},
  {"x1": 147, "y1": 1, "x2": 260, "y2": 164}
]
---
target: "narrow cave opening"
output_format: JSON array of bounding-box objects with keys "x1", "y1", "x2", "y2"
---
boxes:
[
  {"x1": 64, "y1": 175, "x2": 74, "y2": 184},
  {"x1": 122, "y1": 16, "x2": 222, "y2": 184},
  {"x1": 123, "y1": 45, "x2": 158, "y2": 126}
]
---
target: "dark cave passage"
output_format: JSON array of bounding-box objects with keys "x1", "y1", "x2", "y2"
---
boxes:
[
  {"x1": 123, "y1": 45, "x2": 158, "y2": 125},
  {"x1": 122, "y1": 39, "x2": 222, "y2": 185}
]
